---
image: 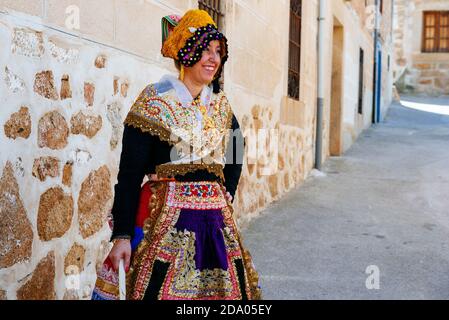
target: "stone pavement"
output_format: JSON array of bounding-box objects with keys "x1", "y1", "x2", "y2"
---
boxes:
[{"x1": 242, "y1": 96, "x2": 449, "y2": 299}]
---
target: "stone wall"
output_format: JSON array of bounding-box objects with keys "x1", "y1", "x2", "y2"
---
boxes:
[
  {"x1": 0, "y1": 5, "x2": 171, "y2": 299},
  {"x1": 393, "y1": 0, "x2": 449, "y2": 96},
  {"x1": 0, "y1": 0, "x2": 394, "y2": 299},
  {"x1": 223, "y1": 0, "x2": 309, "y2": 226}
]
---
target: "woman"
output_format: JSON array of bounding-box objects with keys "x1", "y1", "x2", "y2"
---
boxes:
[{"x1": 92, "y1": 9, "x2": 261, "y2": 300}]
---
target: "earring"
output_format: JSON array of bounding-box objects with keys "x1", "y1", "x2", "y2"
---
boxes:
[{"x1": 179, "y1": 64, "x2": 185, "y2": 81}]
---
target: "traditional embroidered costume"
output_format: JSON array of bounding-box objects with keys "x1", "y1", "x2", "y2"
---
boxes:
[{"x1": 92, "y1": 9, "x2": 261, "y2": 300}]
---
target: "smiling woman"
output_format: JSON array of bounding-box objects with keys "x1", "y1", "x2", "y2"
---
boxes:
[
  {"x1": 91, "y1": 9, "x2": 262, "y2": 301},
  {"x1": 184, "y1": 40, "x2": 223, "y2": 87}
]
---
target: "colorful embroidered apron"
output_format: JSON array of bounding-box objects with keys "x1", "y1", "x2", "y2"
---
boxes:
[{"x1": 92, "y1": 180, "x2": 261, "y2": 300}]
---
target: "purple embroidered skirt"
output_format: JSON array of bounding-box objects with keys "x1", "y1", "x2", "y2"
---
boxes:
[{"x1": 92, "y1": 180, "x2": 261, "y2": 300}]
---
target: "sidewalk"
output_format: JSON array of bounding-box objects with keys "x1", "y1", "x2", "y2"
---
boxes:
[{"x1": 242, "y1": 96, "x2": 449, "y2": 299}]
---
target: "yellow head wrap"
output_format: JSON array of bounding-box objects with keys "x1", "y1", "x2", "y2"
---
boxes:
[
  {"x1": 162, "y1": 9, "x2": 217, "y2": 60},
  {"x1": 161, "y1": 9, "x2": 228, "y2": 90}
]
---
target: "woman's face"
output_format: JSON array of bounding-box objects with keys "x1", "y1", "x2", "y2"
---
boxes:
[{"x1": 184, "y1": 40, "x2": 222, "y2": 85}]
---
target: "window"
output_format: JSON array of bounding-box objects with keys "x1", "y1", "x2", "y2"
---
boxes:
[
  {"x1": 358, "y1": 48, "x2": 364, "y2": 115},
  {"x1": 198, "y1": 0, "x2": 224, "y2": 30},
  {"x1": 288, "y1": 0, "x2": 302, "y2": 100},
  {"x1": 422, "y1": 11, "x2": 449, "y2": 53}
]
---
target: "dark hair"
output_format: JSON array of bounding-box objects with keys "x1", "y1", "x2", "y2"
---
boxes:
[
  {"x1": 212, "y1": 78, "x2": 221, "y2": 94},
  {"x1": 174, "y1": 60, "x2": 181, "y2": 71}
]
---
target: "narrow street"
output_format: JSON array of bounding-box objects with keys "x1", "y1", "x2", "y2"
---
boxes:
[{"x1": 243, "y1": 96, "x2": 449, "y2": 299}]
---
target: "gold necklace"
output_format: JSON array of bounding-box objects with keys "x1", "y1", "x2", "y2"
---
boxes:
[{"x1": 193, "y1": 95, "x2": 215, "y2": 130}]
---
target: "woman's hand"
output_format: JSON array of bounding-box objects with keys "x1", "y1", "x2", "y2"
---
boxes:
[
  {"x1": 221, "y1": 186, "x2": 233, "y2": 203},
  {"x1": 225, "y1": 191, "x2": 233, "y2": 203},
  {"x1": 108, "y1": 239, "x2": 131, "y2": 273}
]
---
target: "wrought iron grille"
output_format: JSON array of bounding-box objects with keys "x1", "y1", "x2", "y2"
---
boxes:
[
  {"x1": 198, "y1": 0, "x2": 225, "y2": 89},
  {"x1": 358, "y1": 48, "x2": 364, "y2": 115},
  {"x1": 288, "y1": 0, "x2": 302, "y2": 100},
  {"x1": 198, "y1": 0, "x2": 224, "y2": 30}
]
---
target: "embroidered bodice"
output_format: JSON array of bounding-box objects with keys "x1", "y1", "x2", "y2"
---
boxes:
[{"x1": 124, "y1": 75, "x2": 233, "y2": 171}]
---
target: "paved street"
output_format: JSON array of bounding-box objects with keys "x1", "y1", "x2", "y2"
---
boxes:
[{"x1": 242, "y1": 96, "x2": 449, "y2": 299}]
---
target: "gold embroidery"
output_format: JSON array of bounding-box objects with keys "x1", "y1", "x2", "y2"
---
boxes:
[
  {"x1": 144, "y1": 182, "x2": 168, "y2": 238},
  {"x1": 156, "y1": 163, "x2": 225, "y2": 182},
  {"x1": 95, "y1": 279, "x2": 120, "y2": 296},
  {"x1": 223, "y1": 204, "x2": 263, "y2": 300},
  {"x1": 129, "y1": 206, "x2": 181, "y2": 299},
  {"x1": 124, "y1": 84, "x2": 234, "y2": 162},
  {"x1": 159, "y1": 229, "x2": 235, "y2": 298},
  {"x1": 126, "y1": 181, "x2": 169, "y2": 299},
  {"x1": 124, "y1": 113, "x2": 173, "y2": 145}
]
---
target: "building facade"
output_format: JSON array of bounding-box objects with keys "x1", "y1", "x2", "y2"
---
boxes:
[
  {"x1": 394, "y1": 0, "x2": 449, "y2": 96},
  {"x1": 0, "y1": 0, "x2": 393, "y2": 299}
]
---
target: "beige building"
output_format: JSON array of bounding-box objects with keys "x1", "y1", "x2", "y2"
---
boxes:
[
  {"x1": 394, "y1": 0, "x2": 449, "y2": 95},
  {"x1": 0, "y1": 0, "x2": 393, "y2": 299}
]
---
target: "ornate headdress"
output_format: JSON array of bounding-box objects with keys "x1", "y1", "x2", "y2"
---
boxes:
[{"x1": 161, "y1": 9, "x2": 228, "y2": 92}]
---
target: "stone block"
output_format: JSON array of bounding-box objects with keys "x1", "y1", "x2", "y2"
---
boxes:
[
  {"x1": 60, "y1": 74, "x2": 72, "y2": 100},
  {"x1": 418, "y1": 79, "x2": 432, "y2": 85},
  {"x1": 413, "y1": 63, "x2": 432, "y2": 70},
  {"x1": 284, "y1": 172, "x2": 291, "y2": 190},
  {"x1": 38, "y1": 111, "x2": 69, "y2": 150},
  {"x1": 435, "y1": 77, "x2": 449, "y2": 90},
  {"x1": 64, "y1": 243, "x2": 86, "y2": 275},
  {"x1": 120, "y1": 82, "x2": 129, "y2": 98},
  {"x1": 113, "y1": 77, "x2": 119, "y2": 95},
  {"x1": 0, "y1": 162, "x2": 33, "y2": 268},
  {"x1": 17, "y1": 252, "x2": 56, "y2": 300},
  {"x1": 32, "y1": 157, "x2": 60, "y2": 181},
  {"x1": 34, "y1": 71, "x2": 59, "y2": 100},
  {"x1": 78, "y1": 166, "x2": 112, "y2": 239},
  {"x1": 84, "y1": 82, "x2": 95, "y2": 107},
  {"x1": 11, "y1": 28, "x2": 44, "y2": 58},
  {"x1": 268, "y1": 175, "x2": 278, "y2": 198},
  {"x1": 37, "y1": 187, "x2": 74, "y2": 241},
  {"x1": 4, "y1": 106, "x2": 31, "y2": 140},
  {"x1": 62, "y1": 161, "x2": 73, "y2": 187},
  {"x1": 419, "y1": 70, "x2": 442, "y2": 78},
  {"x1": 70, "y1": 111, "x2": 102, "y2": 138},
  {"x1": 48, "y1": 40, "x2": 80, "y2": 64},
  {"x1": 107, "y1": 102, "x2": 123, "y2": 150},
  {"x1": 4, "y1": 67, "x2": 26, "y2": 93},
  {"x1": 95, "y1": 55, "x2": 107, "y2": 69},
  {"x1": 63, "y1": 289, "x2": 79, "y2": 300}
]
